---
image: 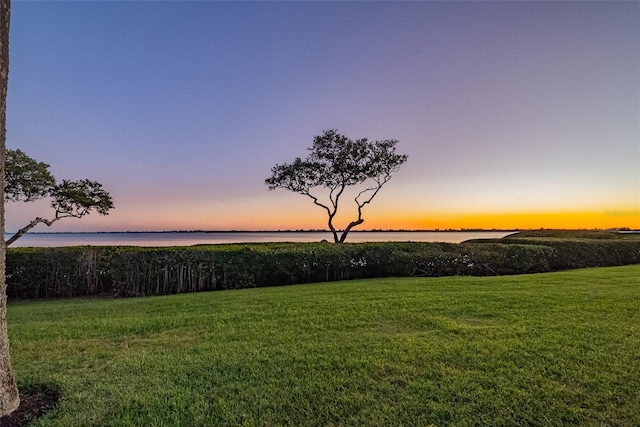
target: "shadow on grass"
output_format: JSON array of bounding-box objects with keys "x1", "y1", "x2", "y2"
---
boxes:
[{"x1": 0, "y1": 384, "x2": 60, "y2": 427}]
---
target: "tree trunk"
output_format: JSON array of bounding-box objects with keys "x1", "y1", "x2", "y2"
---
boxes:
[
  {"x1": 339, "y1": 218, "x2": 364, "y2": 243},
  {"x1": 0, "y1": 0, "x2": 20, "y2": 416},
  {"x1": 6, "y1": 217, "x2": 56, "y2": 246},
  {"x1": 327, "y1": 215, "x2": 339, "y2": 243}
]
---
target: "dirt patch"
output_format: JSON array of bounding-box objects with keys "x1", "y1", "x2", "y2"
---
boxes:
[{"x1": 0, "y1": 386, "x2": 60, "y2": 427}]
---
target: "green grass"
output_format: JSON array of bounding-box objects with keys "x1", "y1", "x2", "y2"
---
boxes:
[{"x1": 8, "y1": 265, "x2": 640, "y2": 426}]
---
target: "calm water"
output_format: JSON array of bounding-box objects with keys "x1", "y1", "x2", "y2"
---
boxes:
[{"x1": 5, "y1": 231, "x2": 515, "y2": 247}]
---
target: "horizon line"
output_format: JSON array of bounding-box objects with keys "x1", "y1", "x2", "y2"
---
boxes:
[{"x1": 6, "y1": 227, "x2": 639, "y2": 235}]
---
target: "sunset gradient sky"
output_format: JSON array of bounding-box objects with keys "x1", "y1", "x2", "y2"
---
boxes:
[{"x1": 5, "y1": 1, "x2": 639, "y2": 232}]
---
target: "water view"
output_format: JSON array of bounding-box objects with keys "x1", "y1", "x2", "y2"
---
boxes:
[{"x1": 6, "y1": 231, "x2": 516, "y2": 248}]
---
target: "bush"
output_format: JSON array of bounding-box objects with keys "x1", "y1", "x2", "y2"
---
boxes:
[
  {"x1": 6, "y1": 247, "x2": 117, "y2": 299},
  {"x1": 497, "y1": 239, "x2": 640, "y2": 270},
  {"x1": 5, "y1": 235, "x2": 639, "y2": 300},
  {"x1": 469, "y1": 231, "x2": 640, "y2": 270}
]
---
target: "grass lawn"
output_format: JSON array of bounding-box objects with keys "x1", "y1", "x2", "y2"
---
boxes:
[{"x1": 8, "y1": 265, "x2": 640, "y2": 426}]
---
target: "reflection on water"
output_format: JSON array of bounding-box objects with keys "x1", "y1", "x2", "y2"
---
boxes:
[{"x1": 5, "y1": 231, "x2": 516, "y2": 248}]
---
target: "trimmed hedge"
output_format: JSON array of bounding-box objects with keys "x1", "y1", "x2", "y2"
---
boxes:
[
  {"x1": 470, "y1": 230, "x2": 640, "y2": 270},
  {"x1": 6, "y1": 247, "x2": 117, "y2": 299},
  {"x1": 6, "y1": 236, "x2": 640, "y2": 299}
]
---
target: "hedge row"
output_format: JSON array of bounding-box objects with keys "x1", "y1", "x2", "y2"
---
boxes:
[
  {"x1": 469, "y1": 236, "x2": 640, "y2": 270},
  {"x1": 6, "y1": 238, "x2": 640, "y2": 299}
]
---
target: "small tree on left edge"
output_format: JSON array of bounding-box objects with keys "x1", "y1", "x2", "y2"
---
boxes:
[{"x1": 5, "y1": 148, "x2": 114, "y2": 246}]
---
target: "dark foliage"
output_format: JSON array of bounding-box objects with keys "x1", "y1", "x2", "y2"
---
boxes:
[
  {"x1": 4, "y1": 149, "x2": 114, "y2": 246},
  {"x1": 6, "y1": 237, "x2": 639, "y2": 300},
  {"x1": 266, "y1": 129, "x2": 408, "y2": 243}
]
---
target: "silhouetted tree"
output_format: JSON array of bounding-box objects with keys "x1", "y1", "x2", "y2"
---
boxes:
[
  {"x1": 5, "y1": 149, "x2": 114, "y2": 246},
  {"x1": 0, "y1": 0, "x2": 20, "y2": 416},
  {"x1": 266, "y1": 129, "x2": 408, "y2": 243}
]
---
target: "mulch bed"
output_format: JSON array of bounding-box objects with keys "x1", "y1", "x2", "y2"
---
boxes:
[{"x1": 0, "y1": 386, "x2": 60, "y2": 427}]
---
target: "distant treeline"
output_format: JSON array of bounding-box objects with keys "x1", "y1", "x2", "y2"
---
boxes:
[{"x1": 6, "y1": 231, "x2": 640, "y2": 300}]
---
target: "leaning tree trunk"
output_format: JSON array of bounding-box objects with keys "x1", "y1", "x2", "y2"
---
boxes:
[
  {"x1": 6, "y1": 216, "x2": 58, "y2": 246},
  {"x1": 0, "y1": 0, "x2": 20, "y2": 416}
]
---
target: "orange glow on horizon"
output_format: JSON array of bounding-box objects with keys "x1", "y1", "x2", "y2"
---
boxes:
[
  {"x1": 390, "y1": 210, "x2": 640, "y2": 230},
  {"x1": 371, "y1": 208, "x2": 640, "y2": 231},
  {"x1": 54, "y1": 197, "x2": 639, "y2": 232},
  {"x1": 195, "y1": 209, "x2": 640, "y2": 231}
]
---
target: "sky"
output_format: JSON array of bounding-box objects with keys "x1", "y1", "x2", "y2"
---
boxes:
[{"x1": 5, "y1": 0, "x2": 639, "y2": 232}]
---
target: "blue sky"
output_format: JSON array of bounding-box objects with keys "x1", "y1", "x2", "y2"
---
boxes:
[{"x1": 6, "y1": 1, "x2": 639, "y2": 232}]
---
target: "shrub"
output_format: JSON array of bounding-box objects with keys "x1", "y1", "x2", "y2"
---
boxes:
[
  {"x1": 6, "y1": 247, "x2": 117, "y2": 299},
  {"x1": 5, "y1": 234, "x2": 639, "y2": 300}
]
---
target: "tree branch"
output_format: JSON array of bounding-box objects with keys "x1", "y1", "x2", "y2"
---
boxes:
[
  {"x1": 303, "y1": 190, "x2": 340, "y2": 242},
  {"x1": 339, "y1": 176, "x2": 390, "y2": 243},
  {"x1": 6, "y1": 205, "x2": 98, "y2": 246},
  {"x1": 5, "y1": 217, "x2": 59, "y2": 246}
]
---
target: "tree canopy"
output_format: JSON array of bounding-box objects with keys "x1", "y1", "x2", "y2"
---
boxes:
[
  {"x1": 266, "y1": 129, "x2": 407, "y2": 243},
  {"x1": 5, "y1": 148, "x2": 55, "y2": 202},
  {"x1": 5, "y1": 149, "x2": 114, "y2": 246}
]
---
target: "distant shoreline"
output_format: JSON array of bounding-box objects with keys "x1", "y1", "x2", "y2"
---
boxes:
[
  {"x1": 7, "y1": 229, "x2": 638, "y2": 248},
  {"x1": 10, "y1": 228, "x2": 637, "y2": 235}
]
